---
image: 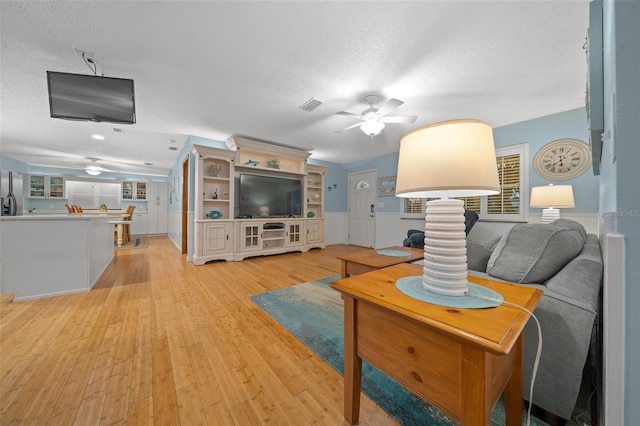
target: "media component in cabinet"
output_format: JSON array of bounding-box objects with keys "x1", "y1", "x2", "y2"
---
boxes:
[
  {"x1": 234, "y1": 219, "x2": 307, "y2": 261},
  {"x1": 262, "y1": 222, "x2": 286, "y2": 250},
  {"x1": 28, "y1": 175, "x2": 65, "y2": 198}
]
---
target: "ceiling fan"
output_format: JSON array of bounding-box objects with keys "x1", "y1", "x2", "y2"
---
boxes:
[
  {"x1": 335, "y1": 95, "x2": 417, "y2": 138},
  {"x1": 84, "y1": 158, "x2": 110, "y2": 176}
]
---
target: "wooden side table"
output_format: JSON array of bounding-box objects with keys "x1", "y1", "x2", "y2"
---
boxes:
[
  {"x1": 335, "y1": 246, "x2": 424, "y2": 278},
  {"x1": 330, "y1": 263, "x2": 542, "y2": 425}
]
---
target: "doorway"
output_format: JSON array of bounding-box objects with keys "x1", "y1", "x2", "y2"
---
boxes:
[
  {"x1": 348, "y1": 170, "x2": 376, "y2": 247},
  {"x1": 181, "y1": 157, "x2": 188, "y2": 254}
]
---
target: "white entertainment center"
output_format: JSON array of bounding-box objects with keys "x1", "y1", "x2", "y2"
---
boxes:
[{"x1": 191, "y1": 138, "x2": 326, "y2": 265}]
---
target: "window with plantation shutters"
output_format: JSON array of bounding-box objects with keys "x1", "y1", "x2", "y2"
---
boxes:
[
  {"x1": 483, "y1": 144, "x2": 528, "y2": 221},
  {"x1": 401, "y1": 197, "x2": 425, "y2": 219},
  {"x1": 400, "y1": 143, "x2": 528, "y2": 222}
]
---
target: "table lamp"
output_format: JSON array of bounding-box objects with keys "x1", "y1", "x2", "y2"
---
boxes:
[
  {"x1": 395, "y1": 119, "x2": 502, "y2": 307},
  {"x1": 530, "y1": 184, "x2": 575, "y2": 223}
]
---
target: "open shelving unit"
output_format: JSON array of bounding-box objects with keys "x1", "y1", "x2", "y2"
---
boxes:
[
  {"x1": 192, "y1": 145, "x2": 236, "y2": 265},
  {"x1": 191, "y1": 139, "x2": 327, "y2": 265}
]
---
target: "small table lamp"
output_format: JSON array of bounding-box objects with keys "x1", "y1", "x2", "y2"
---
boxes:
[
  {"x1": 530, "y1": 184, "x2": 575, "y2": 223},
  {"x1": 395, "y1": 120, "x2": 501, "y2": 305}
]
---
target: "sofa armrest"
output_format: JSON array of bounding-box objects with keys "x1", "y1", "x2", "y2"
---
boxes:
[{"x1": 543, "y1": 234, "x2": 602, "y2": 312}]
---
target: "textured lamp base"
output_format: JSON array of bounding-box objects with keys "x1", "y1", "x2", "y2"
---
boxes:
[
  {"x1": 422, "y1": 198, "x2": 468, "y2": 296},
  {"x1": 541, "y1": 207, "x2": 560, "y2": 224}
]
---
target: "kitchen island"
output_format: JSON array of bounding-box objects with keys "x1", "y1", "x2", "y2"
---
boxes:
[{"x1": 1, "y1": 214, "x2": 115, "y2": 301}]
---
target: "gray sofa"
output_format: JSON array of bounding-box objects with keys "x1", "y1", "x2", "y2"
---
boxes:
[
  {"x1": 466, "y1": 219, "x2": 602, "y2": 421},
  {"x1": 403, "y1": 209, "x2": 479, "y2": 248}
]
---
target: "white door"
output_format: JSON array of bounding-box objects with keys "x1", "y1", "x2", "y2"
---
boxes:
[{"x1": 348, "y1": 170, "x2": 376, "y2": 247}]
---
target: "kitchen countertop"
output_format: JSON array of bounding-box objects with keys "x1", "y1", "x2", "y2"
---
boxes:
[{"x1": 2, "y1": 214, "x2": 120, "y2": 220}]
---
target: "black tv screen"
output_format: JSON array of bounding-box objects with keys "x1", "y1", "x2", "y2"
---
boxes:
[
  {"x1": 239, "y1": 174, "x2": 301, "y2": 218},
  {"x1": 47, "y1": 71, "x2": 136, "y2": 124}
]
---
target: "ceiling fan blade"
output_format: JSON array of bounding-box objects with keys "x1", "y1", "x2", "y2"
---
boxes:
[
  {"x1": 335, "y1": 111, "x2": 363, "y2": 118},
  {"x1": 375, "y1": 98, "x2": 404, "y2": 117},
  {"x1": 334, "y1": 122, "x2": 364, "y2": 133},
  {"x1": 379, "y1": 115, "x2": 418, "y2": 124}
]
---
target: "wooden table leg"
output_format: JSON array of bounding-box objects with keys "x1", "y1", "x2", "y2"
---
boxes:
[
  {"x1": 115, "y1": 223, "x2": 124, "y2": 247},
  {"x1": 343, "y1": 296, "x2": 362, "y2": 424},
  {"x1": 504, "y1": 335, "x2": 524, "y2": 426},
  {"x1": 341, "y1": 260, "x2": 348, "y2": 278},
  {"x1": 461, "y1": 345, "x2": 489, "y2": 425}
]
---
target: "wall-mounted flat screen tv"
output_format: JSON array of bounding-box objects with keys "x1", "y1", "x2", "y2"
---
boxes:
[
  {"x1": 47, "y1": 71, "x2": 136, "y2": 124},
  {"x1": 239, "y1": 173, "x2": 301, "y2": 218}
]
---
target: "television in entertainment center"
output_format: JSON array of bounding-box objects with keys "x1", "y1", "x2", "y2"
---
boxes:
[
  {"x1": 238, "y1": 173, "x2": 301, "y2": 218},
  {"x1": 47, "y1": 71, "x2": 136, "y2": 124}
]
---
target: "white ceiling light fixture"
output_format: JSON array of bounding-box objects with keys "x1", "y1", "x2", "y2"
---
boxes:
[
  {"x1": 85, "y1": 165, "x2": 102, "y2": 176},
  {"x1": 335, "y1": 94, "x2": 417, "y2": 139},
  {"x1": 92, "y1": 134, "x2": 105, "y2": 140},
  {"x1": 360, "y1": 120, "x2": 385, "y2": 136},
  {"x1": 85, "y1": 158, "x2": 102, "y2": 176}
]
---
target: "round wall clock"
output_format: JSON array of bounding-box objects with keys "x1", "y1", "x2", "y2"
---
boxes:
[{"x1": 533, "y1": 139, "x2": 592, "y2": 180}]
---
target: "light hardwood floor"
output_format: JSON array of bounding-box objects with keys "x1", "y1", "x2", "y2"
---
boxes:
[{"x1": 0, "y1": 237, "x2": 399, "y2": 425}]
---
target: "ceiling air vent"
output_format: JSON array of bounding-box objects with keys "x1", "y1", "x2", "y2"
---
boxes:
[
  {"x1": 168, "y1": 146, "x2": 178, "y2": 151},
  {"x1": 299, "y1": 97, "x2": 322, "y2": 112}
]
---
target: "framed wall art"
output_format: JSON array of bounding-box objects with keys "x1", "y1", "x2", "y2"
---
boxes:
[{"x1": 378, "y1": 176, "x2": 397, "y2": 196}]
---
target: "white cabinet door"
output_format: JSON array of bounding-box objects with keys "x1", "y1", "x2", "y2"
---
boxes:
[
  {"x1": 238, "y1": 222, "x2": 262, "y2": 252},
  {"x1": 147, "y1": 182, "x2": 168, "y2": 234},
  {"x1": 202, "y1": 222, "x2": 230, "y2": 255},
  {"x1": 131, "y1": 213, "x2": 148, "y2": 235},
  {"x1": 286, "y1": 221, "x2": 305, "y2": 247},
  {"x1": 28, "y1": 175, "x2": 65, "y2": 199},
  {"x1": 307, "y1": 219, "x2": 324, "y2": 245}
]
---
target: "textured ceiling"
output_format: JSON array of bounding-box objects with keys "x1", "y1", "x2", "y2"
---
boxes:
[{"x1": 0, "y1": 1, "x2": 590, "y2": 176}]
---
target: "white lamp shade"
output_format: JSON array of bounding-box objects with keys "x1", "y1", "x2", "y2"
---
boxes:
[
  {"x1": 395, "y1": 119, "x2": 500, "y2": 198},
  {"x1": 530, "y1": 184, "x2": 575, "y2": 208}
]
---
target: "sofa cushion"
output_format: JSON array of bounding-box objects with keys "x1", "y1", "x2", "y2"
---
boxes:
[
  {"x1": 466, "y1": 237, "x2": 501, "y2": 272},
  {"x1": 486, "y1": 223, "x2": 586, "y2": 284},
  {"x1": 551, "y1": 218, "x2": 588, "y2": 240}
]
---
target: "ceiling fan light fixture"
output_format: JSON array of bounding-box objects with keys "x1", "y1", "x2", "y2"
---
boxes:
[
  {"x1": 360, "y1": 120, "x2": 385, "y2": 136},
  {"x1": 86, "y1": 165, "x2": 102, "y2": 176}
]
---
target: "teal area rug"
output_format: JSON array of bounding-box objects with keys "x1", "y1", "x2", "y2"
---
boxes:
[{"x1": 251, "y1": 275, "x2": 550, "y2": 426}]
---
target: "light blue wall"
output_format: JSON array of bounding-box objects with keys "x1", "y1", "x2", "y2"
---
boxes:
[
  {"x1": 333, "y1": 108, "x2": 599, "y2": 215},
  {"x1": 602, "y1": 1, "x2": 640, "y2": 423},
  {"x1": 494, "y1": 108, "x2": 598, "y2": 214},
  {"x1": 0, "y1": 155, "x2": 29, "y2": 174}
]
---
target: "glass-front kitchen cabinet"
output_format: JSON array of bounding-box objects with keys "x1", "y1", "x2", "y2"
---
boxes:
[
  {"x1": 122, "y1": 181, "x2": 147, "y2": 200},
  {"x1": 28, "y1": 175, "x2": 65, "y2": 198}
]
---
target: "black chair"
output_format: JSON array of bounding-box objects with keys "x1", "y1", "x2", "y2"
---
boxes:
[{"x1": 402, "y1": 209, "x2": 479, "y2": 248}]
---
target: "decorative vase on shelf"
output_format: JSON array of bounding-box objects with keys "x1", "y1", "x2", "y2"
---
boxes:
[
  {"x1": 266, "y1": 158, "x2": 280, "y2": 169},
  {"x1": 209, "y1": 163, "x2": 221, "y2": 177}
]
